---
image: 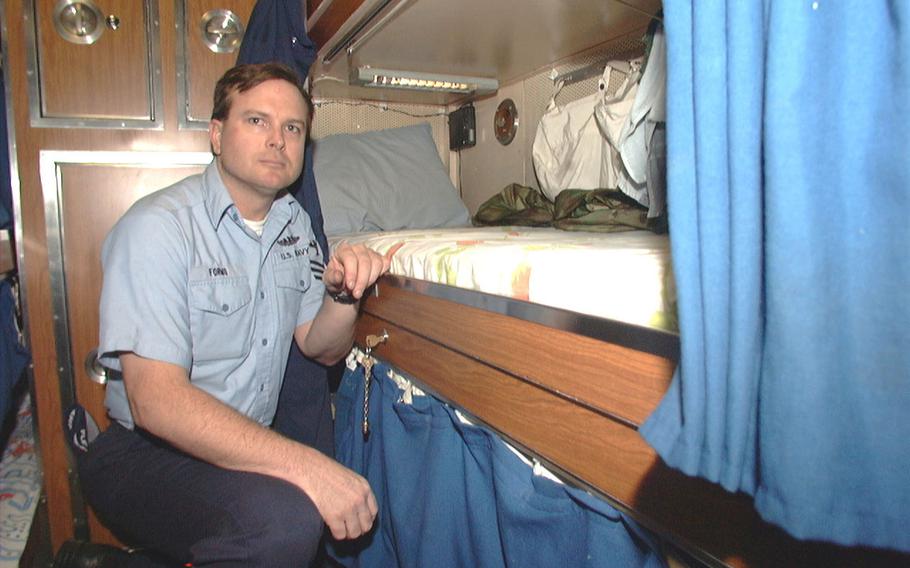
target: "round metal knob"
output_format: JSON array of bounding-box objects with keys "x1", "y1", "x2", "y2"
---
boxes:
[
  {"x1": 494, "y1": 99, "x2": 519, "y2": 146},
  {"x1": 84, "y1": 348, "x2": 108, "y2": 385},
  {"x1": 53, "y1": 0, "x2": 105, "y2": 45},
  {"x1": 199, "y1": 9, "x2": 245, "y2": 54}
]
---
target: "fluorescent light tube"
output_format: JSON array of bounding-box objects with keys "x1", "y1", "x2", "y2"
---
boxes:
[{"x1": 351, "y1": 66, "x2": 498, "y2": 95}]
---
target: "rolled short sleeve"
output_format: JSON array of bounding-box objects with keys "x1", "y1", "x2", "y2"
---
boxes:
[
  {"x1": 99, "y1": 206, "x2": 192, "y2": 371},
  {"x1": 296, "y1": 222, "x2": 325, "y2": 327}
]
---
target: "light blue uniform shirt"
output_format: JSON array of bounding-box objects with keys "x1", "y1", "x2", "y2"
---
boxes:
[{"x1": 99, "y1": 163, "x2": 325, "y2": 429}]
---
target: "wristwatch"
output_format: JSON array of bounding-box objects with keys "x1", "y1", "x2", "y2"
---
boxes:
[{"x1": 330, "y1": 290, "x2": 358, "y2": 304}]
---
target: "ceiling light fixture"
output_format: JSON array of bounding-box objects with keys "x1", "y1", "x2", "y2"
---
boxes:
[{"x1": 351, "y1": 66, "x2": 499, "y2": 95}]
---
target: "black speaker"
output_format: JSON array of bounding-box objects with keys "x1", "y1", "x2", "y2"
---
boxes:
[{"x1": 448, "y1": 105, "x2": 476, "y2": 151}]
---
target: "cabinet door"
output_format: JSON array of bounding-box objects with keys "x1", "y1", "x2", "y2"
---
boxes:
[
  {"x1": 9, "y1": 0, "x2": 260, "y2": 552},
  {"x1": 33, "y1": 0, "x2": 161, "y2": 125},
  {"x1": 181, "y1": 0, "x2": 255, "y2": 127},
  {"x1": 41, "y1": 151, "x2": 210, "y2": 545}
]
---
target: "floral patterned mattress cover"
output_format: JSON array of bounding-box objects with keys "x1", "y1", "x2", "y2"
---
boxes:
[{"x1": 330, "y1": 226, "x2": 677, "y2": 332}]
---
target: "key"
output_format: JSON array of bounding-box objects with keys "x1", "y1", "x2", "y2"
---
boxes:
[
  {"x1": 361, "y1": 330, "x2": 389, "y2": 438},
  {"x1": 361, "y1": 352, "x2": 374, "y2": 437},
  {"x1": 365, "y1": 330, "x2": 389, "y2": 350}
]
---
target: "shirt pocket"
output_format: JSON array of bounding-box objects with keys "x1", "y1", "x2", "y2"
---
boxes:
[
  {"x1": 189, "y1": 276, "x2": 253, "y2": 362},
  {"x1": 274, "y1": 262, "x2": 313, "y2": 332}
]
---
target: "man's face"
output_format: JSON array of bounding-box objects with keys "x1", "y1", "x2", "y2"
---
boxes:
[{"x1": 209, "y1": 79, "x2": 309, "y2": 207}]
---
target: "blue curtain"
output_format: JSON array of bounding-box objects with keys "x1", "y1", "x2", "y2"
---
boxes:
[
  {"x1": 640, "y1": 0, "x2": 910, "y2": 551},
  {"x1": 331, "y1": 361, "x2": 668, "y2": 567}
]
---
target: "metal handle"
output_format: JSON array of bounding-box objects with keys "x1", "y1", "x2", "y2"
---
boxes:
[
  {"x1": 83, "y1": 348, "x2": 107, "y2": 385},
  {"x1": 54, "y1": 0, "x2": 105, "y2": 44},
  {"x1": 199, "y1": 9, "x2": 245, "y2": 54}
]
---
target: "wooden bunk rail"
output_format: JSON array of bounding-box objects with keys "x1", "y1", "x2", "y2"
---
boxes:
[
  {"x1": 353, "y1": 311, "x2": 756, "y2": 566},
  {"x1": 355, "y1": 288, "x2": 909, "y2": 568},
  {"x1": 356, "y1": 312, "x2": 657, "y2": 497},
  {"x1": 361, "y1": 283, "x2": 675, "y2": 427}
]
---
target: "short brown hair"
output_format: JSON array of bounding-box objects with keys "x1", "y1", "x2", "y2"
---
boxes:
[{"x1": 211, "y1": 62, "x2": 313, "y2": 121}]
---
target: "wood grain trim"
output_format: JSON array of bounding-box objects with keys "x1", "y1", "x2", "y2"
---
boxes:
[
  {"x1": 356, "y1": 313, "x2": 659, "y2": 501},
  {"x1": 307, "y1": 0, "x2": 367, "y2": 49},
  {"x1": 362, "y1": 283, "x2": 675, "y2": 426}
]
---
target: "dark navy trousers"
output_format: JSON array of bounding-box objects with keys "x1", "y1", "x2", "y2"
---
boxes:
[
  {"x1": 78, "y1": 342, "x2": 336, "y2": 567},
  {"x1": 78, "y1": 422, "x2": 325, "y2": 567}
]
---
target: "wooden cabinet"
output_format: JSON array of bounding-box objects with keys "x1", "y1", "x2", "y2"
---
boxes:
[
  {"x1": 31, "y1": 0, "x2": 160, "y2": 125},
  {"x1": 180, "y1": 0, "x2": 254, "y2": 126},
  {"x1": 6, "y1": 0, "x2": 258, "y2": 552}
]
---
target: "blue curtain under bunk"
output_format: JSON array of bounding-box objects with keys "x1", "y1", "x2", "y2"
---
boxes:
[
  {"x1": 640, "y1": 0, "x2": 910, "y2": 552},
  {"x1": 330, "y1": 359, "x2": 668, "y2": 568},
  {"x1": 235, "y1": 0, "x2": 338, "y2": 454}
]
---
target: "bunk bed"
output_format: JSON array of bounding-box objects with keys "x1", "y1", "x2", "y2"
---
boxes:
[
  {"x1": 304, "y1": 2, "x2": 910, "y2": 564},
  {"x1": 337, "y1": 230, "x2": 907, "y2": 567},
  {"x1": 305, "y1": 115, "x2": 833, "y2": 566},
  {"x1": 300, "y1": 3, "x2": 759, "y2": 552}
]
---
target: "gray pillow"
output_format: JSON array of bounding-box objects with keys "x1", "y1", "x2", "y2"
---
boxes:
[{"x1": 313, "y1": 124, "x2": 471, "y2": 236}]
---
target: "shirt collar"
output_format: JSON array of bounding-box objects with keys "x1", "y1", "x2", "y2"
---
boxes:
[
  {"x1": 202, "y1": 162, "x2": 301, "y2": 230},
  {"x1": 203, "y1": 162, "x2": 235, "y2": 230}
]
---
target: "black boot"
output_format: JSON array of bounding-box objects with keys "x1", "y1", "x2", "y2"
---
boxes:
[{"x1": 52, "y1": 540, "x2": 137, "y2": 568}]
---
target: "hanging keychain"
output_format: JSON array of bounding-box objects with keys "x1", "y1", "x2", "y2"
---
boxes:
[{"x1": 361, "y1": 330, "x2": 389, "y2": 437}]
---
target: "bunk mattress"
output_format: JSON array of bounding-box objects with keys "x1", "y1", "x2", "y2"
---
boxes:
[{"x1": 330, "y1": 226, "x2": 676, "y2": 332}]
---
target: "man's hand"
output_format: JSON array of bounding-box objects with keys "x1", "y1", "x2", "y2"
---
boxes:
[
  {"x1": 323, "y1": 243, "x2": 391, "y2": 301},
  {"x1": 297, "y1": 449, "x2": 378, "y2": 539},
  {"x1": 295, "y1": 243, "x2": 390, "y2": 364}
]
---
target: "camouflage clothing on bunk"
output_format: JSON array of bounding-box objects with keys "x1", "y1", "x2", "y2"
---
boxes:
[{"x1": 472, "y1": 183, "x2": 665, "y2": 233}]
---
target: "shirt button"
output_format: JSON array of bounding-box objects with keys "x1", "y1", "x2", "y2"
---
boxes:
[
  {"x1": 262, "y1": 338, "x2": 268, "y2": 346},
  {"x1": 299, "y1": 279, "x2": 306, "y2": 286},
  {"x1": 260, "y1": 291, "x2": 265, "y2": 299},
  {"x1": 259, "y1": 384, "x2": 265, "y2": 392},
  {"x1": 221, "y1": 304, "x2": 229, "y2": 312}
]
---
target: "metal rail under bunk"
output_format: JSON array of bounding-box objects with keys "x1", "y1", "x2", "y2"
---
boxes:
[{"x1": 375, "y1": 275, "x2": 680, "y2": 362}]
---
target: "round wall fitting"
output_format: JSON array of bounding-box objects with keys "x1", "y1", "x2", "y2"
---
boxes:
[
  {"x1": 200, "y1": 9, "x2": 245, "y2": 54},
  {"x1": 494, "y1": 98, "x2": 519, "y2": 145},
  {"x1": 54, "y1": 0, "x2": 105, "y2": 45}
]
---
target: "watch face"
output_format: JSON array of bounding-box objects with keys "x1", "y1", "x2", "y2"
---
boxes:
[
  {"x1": 494, "y1": 99, "x2": 518, "y2": 146},
  {"x1": 331, "y1": 291, "x2": 358, "y2": 304}
]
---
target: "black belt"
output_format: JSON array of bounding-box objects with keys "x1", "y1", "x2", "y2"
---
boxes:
[{"x1": 103, "y1": 367, "x2": 124, "y2": 382}]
